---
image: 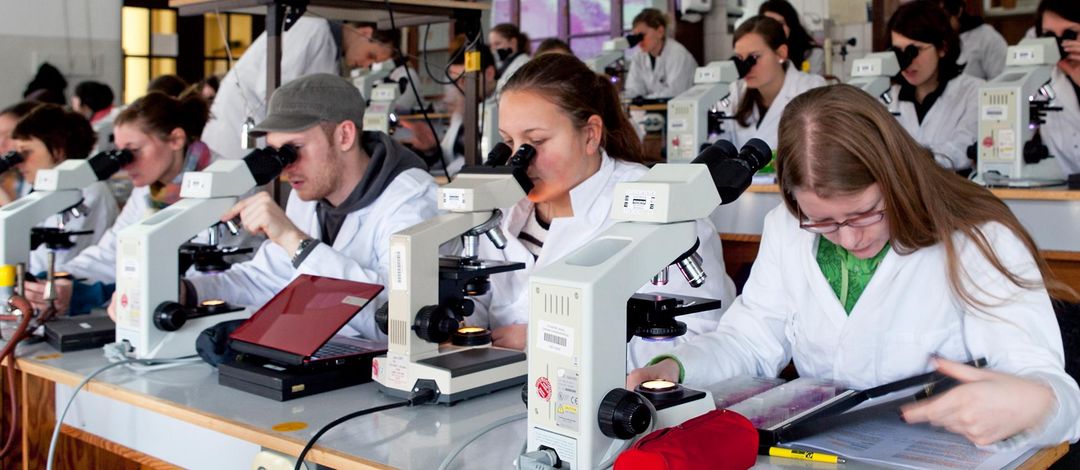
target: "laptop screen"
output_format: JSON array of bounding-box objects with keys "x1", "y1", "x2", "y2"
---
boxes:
[{"x1": 228, "y1": 275, "x2": 384, "y2": 357}]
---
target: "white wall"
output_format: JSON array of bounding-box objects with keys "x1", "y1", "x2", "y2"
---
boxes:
[{"x1": 0, "y1": 0, "x2": 122, "y2": 106}]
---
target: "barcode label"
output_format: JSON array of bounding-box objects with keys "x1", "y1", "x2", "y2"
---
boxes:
[
  {"x1": 544, "y1": 333, "x2": 567, "y2": 347},
  {"x1": 538, "y1": 320, "x2": 573, "y2": 356},
  {"x1": 390, "y1": 244, "x2": 407, "y2": 291}
]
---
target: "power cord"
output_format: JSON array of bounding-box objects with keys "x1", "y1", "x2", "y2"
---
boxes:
[
  {"x1": 45, "y1": 354, "x2": 200, "y2": 470},
  {"x1": 435, "y1": 412, "x2": 526, "y2": 470},
  {"x1": 293, "y1": 386, "x2": 439, "y2": 470}
]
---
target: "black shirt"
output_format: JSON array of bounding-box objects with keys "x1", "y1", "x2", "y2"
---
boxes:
[{"x1": 898, "y1": 78, "x2": 950, "y2": 124}]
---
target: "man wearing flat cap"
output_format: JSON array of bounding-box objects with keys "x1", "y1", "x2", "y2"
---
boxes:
[{"x1": 183, "y1": 73, "x2": 438, "y2": 338}]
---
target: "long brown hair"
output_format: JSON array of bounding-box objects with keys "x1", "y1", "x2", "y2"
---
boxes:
[
  {"x1": 776, "y1": 84, "x2": 1076, "y2": 308},
  {"x1": 733, "y1": 16, "x2": 788, "y2": 128},
  {"x1": 501, "y1": 53, "x2": 655, "y2": 165}
]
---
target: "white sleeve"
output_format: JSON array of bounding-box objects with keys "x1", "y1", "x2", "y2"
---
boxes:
[
  {"x1": 59, "y1": 186, "x2": 147, "y2": 285},
  {"x1": 30, "y1": 182, "x2": 118, "y2": 275},
  {"x1": 982, "y1": 30, "x2": 1008, "y2": 80},
  {"x1": 957, "y1": 224, "x2": 1080, "y2": 448},
  {"x1": 187, "y1": 238, "x2": 291, "y2": 311},
  {"x1": 929, "y1": 80, "x2": 981, "y2": 171},
  {"x1": 670, "y1": 208, "x2": 796, "y2": 387},
  {"x1": 658, "y1": 49, "x2": 697, "y2": 98}
]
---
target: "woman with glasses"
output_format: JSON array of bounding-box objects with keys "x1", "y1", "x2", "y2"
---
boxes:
[
  {"x1": 629, "y1": 84, "x2": 1080, "y2": 449},
  {"x1": 884, "y1": 0, "x2": 983, "y2": 174},
  {"x1": 724, "y1": 16, "x2": 825, "y2": 150}
]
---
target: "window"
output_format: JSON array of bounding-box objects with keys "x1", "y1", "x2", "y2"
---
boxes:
[
  {"x1": 491, "y1": 0, "x2": 669, "y2": 58},
  {"x1": 122, "y1": 6, "x2": 177, "y2": 103},
  {"x1": 204, "y1": 13, "x2": 254, "y2": 78}
]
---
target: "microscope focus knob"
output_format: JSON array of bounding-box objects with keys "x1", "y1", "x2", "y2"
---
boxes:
[
  {"x1": 154, "y1": 301, "x2": 188, "y2": 332},
  {"x1": 412, "y1": 305, "x2": 457, "y2": 343},
  {"x1": 597, "y1": 388, "x2": 652, "y2": 439}
]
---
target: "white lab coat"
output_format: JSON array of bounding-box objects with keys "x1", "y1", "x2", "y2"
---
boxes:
[
  {"x1": 723, "y1": 62, "x2": 826, "y2": 150},
  {"x1": 624, "y1": 38, "x2": 699, "y2": 99},
  {"x1": 186, "y1": 168, "x2": 440, "y2": 340},
  {"x1": 29, "y1": 180, "x2": 118, "y2": 275},
  {"x1": 671, "y1": 205, "x2": 1080, "y2": 448},
  {"x1": 887, "y1": 73, "x2": 984, "y2": 171},
  {"x1": 202, "y1": 17, "x2": 339, "y2": 160},
  {"x1": 960, "y1": 24, "x2": 1008, "y2": 81},
  {"x1": 1041, "y1": 68, "x2": 1080, "y2": 175},
  {"x1": 467, "y1": 153, "x2": 737, "y2": 369},
  {"x1": 495, "y1": 53, "x2": 530, "y2": 93}
]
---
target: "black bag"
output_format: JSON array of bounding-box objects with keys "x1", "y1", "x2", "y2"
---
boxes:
[{"x1": 195, "y1": 319, "x2": 245, "y2": 367}]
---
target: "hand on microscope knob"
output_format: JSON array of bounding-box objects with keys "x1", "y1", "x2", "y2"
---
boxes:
[
  {"x1": 625, "y1": 358, "x2": 680, "y2": 390},
  {"x1": 491, "y1": 323, "x2": 527, "y2": 351},
  {"x1": 23, "y1": 279, "x2": 73, "y2": 315},
  {"x1": 222, "y1": 191, "x2": 307, "y2": 255}
]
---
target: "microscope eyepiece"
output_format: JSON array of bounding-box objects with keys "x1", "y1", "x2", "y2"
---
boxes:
[
  {"x1": 625, "y1": 32, "x2": 644, "y2": 48},
  {"x1": 485, "y1": 142, "x2": 513, "y2": 167},
  {"x1": 88, "y1": 148, "x2": 135, "y2": 181},
  {"x1": 244, "y1": 144, "x2": 299, "y2": 186},
  {"x1": 0, "y1": 150, "x2": 24, "y2": 174},
  {"x1": 691, "y1": 138, "x2": 772, "y2": 205},
  {"x1": 509, "y1": 144, "x2": 537, "y2": 169},
  {"x1": 889, "y1": 44, "x2": 920, "y2": 72},
  {"x1": 732, "y1": 55, "x2": 758, "y2": 79}
]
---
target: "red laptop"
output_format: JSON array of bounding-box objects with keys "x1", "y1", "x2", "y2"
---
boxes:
[{"x1": 229, "y1": 275, "x2": 387, "y2": 367}]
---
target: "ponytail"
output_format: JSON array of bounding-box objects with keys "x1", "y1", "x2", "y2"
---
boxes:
[
  {"x1": 503, "y1": 53, "x2": 652, "y2": 165},
  {"x1": 116, "y1": 91, "x2": 211, "y2": 142}
]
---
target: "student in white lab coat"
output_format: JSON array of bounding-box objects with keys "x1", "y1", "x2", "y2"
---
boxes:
[
  {"x1": 202, "y1": 18, "x2": 396, "y2": 160},
  {"x1": 402, "y1": 43, "x2": 499, "y2": 177},
  {"x1": 624, "y1": 8, "x2": 699, "y2": 100},
  {"x1": 0, "y1": 101, "x2": 39, "y2": 205},
  {"x1": 10, "y1": 104, "x2": 118, "y2": 276},
  {"x1": 22, "y1": 92, "x2": 224, "y2": 315},
  {"x1": 159, "y1": 74, "x2": 440, "y2": 339},
  {"x1": 760, "y1": 0, "x2": 826, "y2": 76},
  {"x1": 1036, "y1": 0, "x2": 1080, "y2": 175},
  {"x1": 490, "y1": 23, "x2": 531, "y2": 93},
  {"x1": 941, "y1": 0, "x2": 1008, "y2": 81},
  {"x1": 885, "y1": 0, "x2": 983, "y2": 173},
  {"x1": 629, "y1": 84, "x2": 1080, "y2": 449},
  {"x1": 724, "y1": 16, "x2": 826, "y2": 150},
  {"x1": 472, "y1": 53, "x2": 737, "y2": 369}
]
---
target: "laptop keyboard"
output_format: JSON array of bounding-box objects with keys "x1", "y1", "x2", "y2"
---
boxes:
[{"x1": 312, "y1": 340, "x2": 368, "y2": 359}]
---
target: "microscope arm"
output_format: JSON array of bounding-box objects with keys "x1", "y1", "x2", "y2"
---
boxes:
[{"x1": 0, "y1": 190, "x2": 83, "y2": 265}]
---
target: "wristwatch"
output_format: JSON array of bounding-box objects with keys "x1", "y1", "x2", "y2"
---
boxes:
[{"x1": 291, "y1": 237, "x2": 318, "y2": 267}]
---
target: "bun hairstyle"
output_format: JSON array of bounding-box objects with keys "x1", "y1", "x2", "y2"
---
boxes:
[
  {"x1": 502, "y1": 53, "x2": 654, "y2": 165},
  {"x1": 12, "y1": 103, "x2": 96, "y2": 160},
  {"x1": 115, "y1": 91, "x2": 211, "y2": 142}
]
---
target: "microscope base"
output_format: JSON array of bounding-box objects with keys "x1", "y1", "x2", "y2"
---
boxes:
[
  {"x1": 117, "y1": 309, "x2": 249, "y2": 360},
  {"x1": 374, "y1": 346, "x2": 527, "y2": 405}
]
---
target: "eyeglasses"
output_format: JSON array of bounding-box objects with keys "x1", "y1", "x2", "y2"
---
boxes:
[{"x1": 799, "y1": 208, "x2": 886, "y2": 234}]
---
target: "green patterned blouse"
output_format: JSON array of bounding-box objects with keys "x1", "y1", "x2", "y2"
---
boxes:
[{"x1": 816, "y1": 237, "x2": 891, "y2": 315}]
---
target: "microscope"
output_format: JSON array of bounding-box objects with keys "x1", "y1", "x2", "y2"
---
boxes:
[
  {"x1": 666, "y1": 61, "x2": 739, "y2": 163},
  {"x1": 848, "y1": 51, "x2": 901, "y2": 104},
  {"x1": 585, "y1": 35, "x2": 640, "y2": 82},
  {"x1": 351, "y1": 57, "x2": 404, "y2": 105},
  {"x1": 372, "y1": 143, "x2": 534, "y2": 404},
  {"x1": 976, "y1": 37, "x2": 1065, "y2": 187},
  {"x1": 362, "y1": 82, "x2": 404, "y2": 135},
  {"x1": 112, "y1": 145, "x2": 297, "y2": 360},
  {"x1": 0, "y1": 149, "x2": 132, "y2": 268},
  {"x1": 521, "y1": 139, "x2": 772, "y2": 469}
]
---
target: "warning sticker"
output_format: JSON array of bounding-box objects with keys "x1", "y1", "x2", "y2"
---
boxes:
[
  {"x1": 536, "y1": 376, "x2": 552, "y2": 402},
  {"x1": 555, "y1": 369, "x2": 579, "y2": 431},
  {"x1": 538, "y1": 320, "x2": 573, "y2": 357}
]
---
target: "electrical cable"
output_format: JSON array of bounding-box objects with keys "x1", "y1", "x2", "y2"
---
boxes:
[
  {"x1": 293, "y1": 387, "x2": 437, "y2": 470},
  {"x1": 435, "y1": 412, "x2": 526, "y2": 470},
  {"x1": 0, "y1": 296, "x2": 35, "y2": 459},
  {"x1": 44, "y1": 352, "x2": 199, "y2": 470},
  {"x1": 382, "y1": 0, "x2": 454, "y2": 181}
]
